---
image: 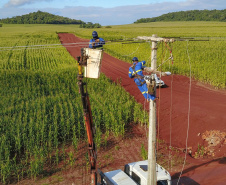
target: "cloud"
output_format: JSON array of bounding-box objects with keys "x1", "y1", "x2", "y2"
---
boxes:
[
  {"x1": 1, "y1": 0, "x2": 225, "y2": 25},
  {"x1": 4, "y1": 0, "x2": 52, "y2": 7},
  {"x1": 0, "y1": 7, "x2": 35, "y2": 18},
  {"x1": 53, "y1": 0, "x2": 226, "y2": 25}
]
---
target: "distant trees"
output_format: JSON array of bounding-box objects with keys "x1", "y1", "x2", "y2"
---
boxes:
[
  {"x1": 79, "y1": 22, "x2": 102, "y2": 28},
  {"x1": 0, "y1": 10, "x2": 85, "y2": 24},
  {"x1": 0, "y1": 10, "x2": 103, "y2": 27},
  {"x1": 134, "y1": 9, "x2": 226, "y2": 23}
]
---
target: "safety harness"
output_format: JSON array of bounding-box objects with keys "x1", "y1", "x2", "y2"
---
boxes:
[{"x1": 131, "y1": 64, "x2": 146, "y2": 86}]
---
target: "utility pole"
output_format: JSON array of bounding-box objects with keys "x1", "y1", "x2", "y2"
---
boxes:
[
  {"x1": 148, "y1": 34, "x2": 157, "y2": 185},
  {"x1": 137, "y1": 34, "x2": 174, "y2": 185}
]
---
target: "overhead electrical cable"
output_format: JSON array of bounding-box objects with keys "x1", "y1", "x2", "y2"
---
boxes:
[{"x1": 176, "y1": 40, "x2": 192, "y2": 185}]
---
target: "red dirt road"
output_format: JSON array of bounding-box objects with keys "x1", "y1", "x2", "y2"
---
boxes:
[{"x1": 58, "y1": 33, "x2": 226, "y2": 185}]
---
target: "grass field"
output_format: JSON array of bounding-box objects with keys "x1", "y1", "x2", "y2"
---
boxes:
[
  {"x1": 74, "y1": 22, "x2": 226, "y2": 89},
  {"x1": 0, "y1": 22, "x2": 225, "y2": 183}
]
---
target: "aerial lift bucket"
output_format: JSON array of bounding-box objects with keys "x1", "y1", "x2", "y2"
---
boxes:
[{"x1": 83, "y1": 48, "x2": 103, "y2": 79}]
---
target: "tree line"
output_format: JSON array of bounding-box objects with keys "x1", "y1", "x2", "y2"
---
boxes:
[
  {"x1": 79, "y1": 22, "x2": 102, "y2": 28},
  {"x1": 134, "y1": 9, "x2": 226, "y2": 23},
  {"x1": 0, "y1": 10, "x2": 85, "y2": 24}
]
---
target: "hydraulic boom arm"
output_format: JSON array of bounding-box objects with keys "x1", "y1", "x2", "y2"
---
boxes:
[{"x1": 77, "y1": 54, "x2": 97, "y2": 185}]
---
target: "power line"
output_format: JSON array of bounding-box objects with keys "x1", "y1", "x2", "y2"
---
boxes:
[
  {"x1": 1, "y1": 35, "x2": 225, "y2": 52},
  {"x1": 0, "y1": 41, "x2": 139, "y2": 51},
  {"x1": 0, "y1": 42, "x2": 89, "y2": 50},
  {"x1": 176, "y1": 40, "x2": 192, "y2": 185}
]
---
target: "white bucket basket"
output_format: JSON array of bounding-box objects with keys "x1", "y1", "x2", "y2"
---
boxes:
[{"x1": 83, "y1": 48, "x2": 103, "y2": 79}]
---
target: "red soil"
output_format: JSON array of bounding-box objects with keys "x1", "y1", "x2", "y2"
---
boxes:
[{"x1": 57, "y1": 33, "x2": 226, "y2": 185}]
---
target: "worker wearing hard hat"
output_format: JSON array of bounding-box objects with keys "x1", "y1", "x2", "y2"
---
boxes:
[
  {"x1": 89, "y1": 31, "x2": 105, "y2": 49},
  {"x1": 129, "y1": 57, "x2": 156, "y2": 101}
]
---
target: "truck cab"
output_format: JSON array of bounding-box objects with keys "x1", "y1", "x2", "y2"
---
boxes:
[
  {"x1": 101, "y1": 160, "x2": 171, "y2": 185},
  {"x1": 103, "y1": 169, "x2": 137, "y2": 185},
  {"x1": 124, "y1": 160, "x2": 171, "y2": 185}
]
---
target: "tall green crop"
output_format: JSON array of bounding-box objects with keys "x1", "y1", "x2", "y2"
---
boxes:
[
  {"x1": 0, "y1": 24, "x2": 148, "y2": 183},
  {"x1": 75, "y1": 22, "x2": 226, "y2": 89}
]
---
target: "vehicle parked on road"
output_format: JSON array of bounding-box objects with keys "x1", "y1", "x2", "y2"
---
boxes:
[
  {"x1": 101, "y1": 160, "x2": 171, "y2": 185},
  {"x1": 154, "y1": 74, "x2": 165, "y2": 87}
]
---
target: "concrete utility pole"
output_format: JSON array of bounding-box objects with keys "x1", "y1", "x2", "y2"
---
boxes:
[
  {"x1": 137, "y1": 34, "x2": 174, "y2": 185},
  {"x1": 148, "y1": 34, "x2": 157, "y2": 185}
]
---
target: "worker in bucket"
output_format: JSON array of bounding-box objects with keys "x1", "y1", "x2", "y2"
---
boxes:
[
  {"x1": 128, "y1": 57, "x2": 156, "y2": 101},
  {"x1": 89, "y1": 31, "x2": 105, "y2": 49}
]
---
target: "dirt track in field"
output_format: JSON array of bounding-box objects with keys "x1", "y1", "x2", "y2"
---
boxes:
[{"x1": 55, "y1": 33, "x2": 226, "y2": 185}]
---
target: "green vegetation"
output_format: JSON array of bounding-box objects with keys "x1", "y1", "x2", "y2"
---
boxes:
[
  {"x1": 194, "y1": 143, "x2": 210, "y2": 158},
  {"x1": 75, "y1": 22, "x2": 226, "y2": 89},
  {"x1": 0, "y1": 24, "x2": 147, "y2": 184},
  {"x1": 135, "y1": 9, "x2": 226, "y2": 23},
  {"x1": 140, "y1": 142, "x2": 185, "y2": 168},
  {"x1": 0, "y1": 21, "x2": 225, "y2": 183},
  {"x1": 0, "y1": 10, "x2": 84, "y2": 24},
  {"x1": 141, "y1": 144, "x2": 148, "y2": 160},
  {"x1": 80, "y1": 22, "x2": 102, "y2": 28}
]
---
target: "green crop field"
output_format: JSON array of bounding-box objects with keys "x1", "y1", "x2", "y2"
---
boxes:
[
  {"x1": 74, "y1": 22, "x2": 226, "y2": 89},
  {"x1": 0, "y1": 22, "x2": 225, "y2": 183},
  {"x1": 0, "y1": 24, "x2": 147, "y2": 183}
]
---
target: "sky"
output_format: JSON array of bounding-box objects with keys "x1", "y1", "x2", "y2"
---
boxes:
[{"x1": 0, "y1": 0, "x2": 225, "y2": 25}]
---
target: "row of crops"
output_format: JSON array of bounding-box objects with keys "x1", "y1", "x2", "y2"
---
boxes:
[
  {"x1": 0, "y1": 25, "x2": 148, "y2": 183},
  {"x1": 0, "y1": 22, "x2": 225, "y2": 183},
  {"x1": 102, "y1": 40, "x2": 225, "y2": 88},
  {"x1": 75, "y1": 22, "x2": 226, "y2": 89}
]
